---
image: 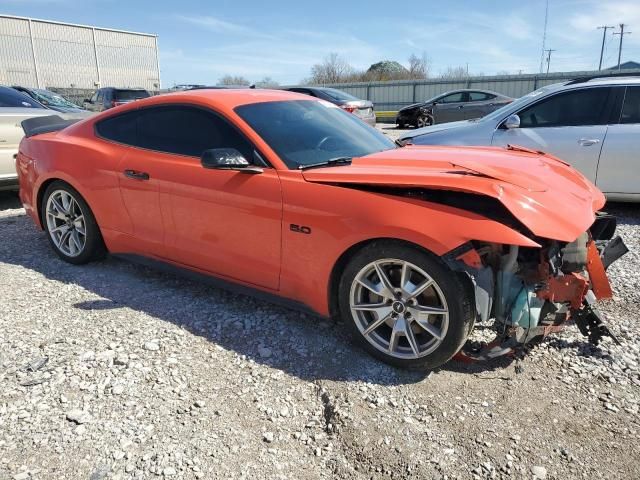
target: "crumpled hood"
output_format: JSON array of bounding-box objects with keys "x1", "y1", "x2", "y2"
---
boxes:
[
  {"x1": 398, "y1": 102, "x2": 427, "y2": 112},
  {"x1": 301, "y1": 145, "x2": 605, "y2": 243}
]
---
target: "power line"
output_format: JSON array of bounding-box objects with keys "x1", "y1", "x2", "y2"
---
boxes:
[
  {"x1": 613, "y1": 24, "x2": 632, "y2": 70},
  {"x1": 597, "y1": 25, "x2": 615, "y2": 70}
]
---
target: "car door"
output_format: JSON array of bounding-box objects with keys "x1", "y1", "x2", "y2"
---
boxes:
[
  {"x1": 133, "y1": 105, "x2": 283, "y2": 290},
  {"x1": 491, "y1": 87, "x2": 615, "y2": 183},
  {"x1": 432, "y1": 92, "x2": 468, "y2": 123},
  {"x1": 594, "y1": 85, "x2": 640, "y2": 195},
  {"x1": 95, "y1": 109, "x2": 167, "y2": 256},
  {"x1": 465, "y1": 92, "x2": 495, "y2": 119}
]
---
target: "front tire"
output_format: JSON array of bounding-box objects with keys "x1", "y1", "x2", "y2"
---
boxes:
[
  {"x1": 42, "y1": 181, "x2": 106, "y2": 264},
  {"x1": 338, "y1": 241, "x2": 474, "y2": 370},
  {"x1": 416, "y1": 113, "x2": 433, "y2": 128}
]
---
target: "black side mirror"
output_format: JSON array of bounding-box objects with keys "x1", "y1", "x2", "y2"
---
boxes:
[
  {"x1": 83, "y1": 99, "x2": 90, "y2": 103},
  {"x1": 201, "y1": 148, "x2": 263, "y2": 173}
]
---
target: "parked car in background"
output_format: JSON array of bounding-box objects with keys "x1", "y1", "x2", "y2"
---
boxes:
[
  {"x1": 399, "y1": 76, "x2": 640, "y2": 202},
  {"x1": 16, "y1": 89, "x2": 624, "y2": 370},
  {"x1": 282, "y1": 86, "x2": 376, "y2": 126},
  {"x1": 396, "y1": 89, "x2": 513, "y2": 128},
  {"x1": 0, "y1": 86, "x2": 80, "y2": 190},
  {"x1": 12, "y1": 86, "x2": 90, "y2": 116},
  {"x1": 83, "y1": 87, "x2": 150, "y2": 112}
]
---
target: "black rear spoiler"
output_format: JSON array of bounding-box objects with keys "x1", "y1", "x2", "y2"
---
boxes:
[{"x1": 21, "y1": 115, "x2": 80, "y2": 138}]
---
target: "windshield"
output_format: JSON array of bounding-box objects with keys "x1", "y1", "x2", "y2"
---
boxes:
[
  {"x1": 235, "y1": 100, "x2": 395, "y2": 169},
  {"x1": 115, "y1": 89, "x2": 150, "y2": 101},
  {"x1": 0, "y1": 88, "x2": 44, "y2": 108},
  {"x1": 33, "y1": 89, "x2": 79, "y2": 108},
  {"x1": 320, "y1": 88, "x2": 359, "y2": 102},
  {"x1": 481, "y1": 85, "x2": 556, "y2": 122}
]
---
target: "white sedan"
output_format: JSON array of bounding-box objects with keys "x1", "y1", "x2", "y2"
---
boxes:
[{"x1": 400, "y1": 76, "x2": 640, "y2": 202}]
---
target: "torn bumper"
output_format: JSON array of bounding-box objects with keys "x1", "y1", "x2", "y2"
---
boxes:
[{"x1": 444, "y1": 214, "x2": 628, "y2": 362}]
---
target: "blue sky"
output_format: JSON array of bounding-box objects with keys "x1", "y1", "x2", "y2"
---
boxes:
[{"x1": 2, "y1": 0, "x2": 640, "y2": 87}]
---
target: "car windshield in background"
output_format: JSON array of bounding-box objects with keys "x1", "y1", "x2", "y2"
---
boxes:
[
  {"x1": 0, "y1": 88, "x2": 44, "y2": 108},
  {"x1": 33, "y1": 89, "x2": 78, "y2": 108},
  {"x1": 235, "y1": 100, "x2": 395, "y2": 169},
  {"x1": 115, "y1": 90, "x2": 150, "y2": 101},
  {"x1": 321, "y1": 88, "x2": 360, "y2": 102}
]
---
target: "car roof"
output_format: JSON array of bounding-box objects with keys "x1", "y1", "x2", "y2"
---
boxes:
[
  {"x1": 563, "y1": 76, "x2": 640, "y2": 87},
  {"x1": 437, "y1": 88, "x2": 504, "y2": 96},
  {"x1": 95, "y1": 88, "x2": 311, "y2": 114},
  {"x1": 100, "y1": 87, "x2": 148, "y2": 91}
]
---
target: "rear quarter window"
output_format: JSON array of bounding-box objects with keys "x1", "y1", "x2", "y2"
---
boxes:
[{"x1": 95, "y1": 111, "x2": 138, "y2": 145}]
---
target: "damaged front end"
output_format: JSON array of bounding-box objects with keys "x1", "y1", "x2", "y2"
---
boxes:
[{"x1": 445, "y1": 213, "x2": 628, "y2": 362}]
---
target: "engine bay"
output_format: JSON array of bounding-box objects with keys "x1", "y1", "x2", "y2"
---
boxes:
[{"x1": 445, "y1": 212, "x2": 629, "y2": 362}]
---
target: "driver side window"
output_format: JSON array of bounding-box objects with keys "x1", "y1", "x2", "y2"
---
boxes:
[
  {"x1": 517, "y1": 87, "x2": 610, "y2": 128},
  {"x1": 135, "y1": 106, "x2": 254, "y2": 160}
]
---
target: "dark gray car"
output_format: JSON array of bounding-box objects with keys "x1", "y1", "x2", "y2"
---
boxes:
[
  {"x1": 282, "y1": 86, "x2": 376, "y2": 126},
  {"x1": 83, "y1": 87, "x2": 150, "y2": 112},
  {"x1": 396, "y1": 89, "x2": 513, "y2": 128}
]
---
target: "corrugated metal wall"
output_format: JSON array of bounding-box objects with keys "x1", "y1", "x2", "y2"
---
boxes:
[
  {"x1": 316, "y1": 69, "x2": 640, "y2": 112},
  {"x1": 0, "y1": 15, "x2": 160, "y2": 90}
]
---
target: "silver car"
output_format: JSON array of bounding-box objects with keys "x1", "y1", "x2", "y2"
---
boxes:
[
  {"x1": 400, "y1": 76, "x2": 640, "y2": 202},
  {"x1": 396, "y1": 89, "x2": 513, "y2": 128},
  {"x1": 0, "y1": 86, "x2": 86, "y2": 191},
  {"x1": 283, "y1": 86, "x2": 376, "y2": 126}
]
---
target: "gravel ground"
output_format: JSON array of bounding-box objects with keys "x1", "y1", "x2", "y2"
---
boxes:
[{"x1": 1, "y1": 155, "x2": 639, "y2": 479}]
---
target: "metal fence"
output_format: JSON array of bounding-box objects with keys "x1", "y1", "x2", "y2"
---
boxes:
[{"x1": 317, "y1": 69, "x2": 640, "y2": 118}]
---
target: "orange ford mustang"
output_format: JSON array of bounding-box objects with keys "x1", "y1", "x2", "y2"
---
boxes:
[{"x1": 17, "y1": 90, "x2": 627, "y2": 369}]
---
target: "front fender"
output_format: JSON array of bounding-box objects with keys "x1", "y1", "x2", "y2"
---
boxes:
[{"x1": 279, "y1": 179, "x2": 539, "y2": 316}]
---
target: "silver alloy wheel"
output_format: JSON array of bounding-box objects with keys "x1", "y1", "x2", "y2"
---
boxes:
[
  {"x1": 45, "y1": 189, "x2": 87, "y2": 257},
  {"x1": 349, "y1": 259, "x2": 449, "y2": 359},
  {"x1": 417, "y1": 114, "x2": 433, "y2": 128}
]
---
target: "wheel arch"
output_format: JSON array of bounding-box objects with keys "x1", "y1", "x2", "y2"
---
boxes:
[
  {"x1": 328, "y1": 237, "x2": 450, "y2": 320},
  {"x1": 36, "y1": 176, "x2": 91, "y2": 229}
]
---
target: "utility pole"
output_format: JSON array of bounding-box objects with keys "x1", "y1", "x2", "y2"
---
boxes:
[
  {"x1": 597, "y1": 25, "x2": 615, "y2": 70},
  {"x1": 539, "y1": 0, "x2": 549, "y2": 73},
  {"x1": 613, "y1": 24, "x2": 632, "y2": 70},
  {"x1": 545, "y1": 49, "x2": 556, "y2": 74}
]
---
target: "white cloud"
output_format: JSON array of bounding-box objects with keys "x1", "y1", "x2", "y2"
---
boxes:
[{"x1": 177, "y1": 15, "x2": 274, "y2": 40}]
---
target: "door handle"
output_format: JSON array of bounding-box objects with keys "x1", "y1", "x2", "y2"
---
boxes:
[
  {"x1": 457, "y1": 105, "x2": 464, "y2": 109},
  {"x1": 578, "y1": 138, "x2": 600, "y2": 146},
  {"x1": 123, "y1": 169, "x2": 150, "y2": 180}
]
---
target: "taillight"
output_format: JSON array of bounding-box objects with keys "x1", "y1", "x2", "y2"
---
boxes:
[{"x1": 341, "y1": 105, "x2": 358, "y2": 113}]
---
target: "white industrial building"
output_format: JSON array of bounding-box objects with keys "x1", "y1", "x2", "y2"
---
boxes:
[{"x1": 0, "y1": 14, "x2": 160, "y2": 91}]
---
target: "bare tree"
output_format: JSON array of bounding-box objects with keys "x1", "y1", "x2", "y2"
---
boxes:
[
  {"x1": 217, "y1": 75, "x2": 251, "y2": 86},
  {"x1": 255, "y1": 77, "x2": 280, "y2": 88},
  {"x1": 439, "y1": 66, "x2": 469, "y2": 79},
  {"x1": 308, "y1": 53, "x2": 355, "y2": 84},
  {"x1": 408, "y1": 53, "x2": 430, "y2": 79}
]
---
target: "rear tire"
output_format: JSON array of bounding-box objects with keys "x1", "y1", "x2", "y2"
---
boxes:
[
  {"x1": 338, "y1": 241, "x2": 475, "y2": 370},
  {"x1": 42, "y1": 181, "x2": 106, "y2": 265}
]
